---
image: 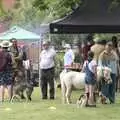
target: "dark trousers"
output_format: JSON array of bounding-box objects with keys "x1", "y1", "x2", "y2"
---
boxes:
[
  {"x1": 40, "y1": 67, "x2": 55, "y2": 99},
  {"x1": 101, "y1": 73, "x2": 116, "y2": 103}
]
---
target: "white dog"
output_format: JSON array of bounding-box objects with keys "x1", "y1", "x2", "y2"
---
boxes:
[{"x1": 60, "y1": 66, "x2": 112, "y2": 104}]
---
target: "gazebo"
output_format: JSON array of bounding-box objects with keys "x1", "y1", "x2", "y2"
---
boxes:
[
  {"x1": 50, "y1": 0, "x2": 120, "y2": 34},
  {"x1": 0, "y1": 26, "x2": 40, "y2": 40}
]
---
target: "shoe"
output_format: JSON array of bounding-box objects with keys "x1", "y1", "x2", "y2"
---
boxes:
[
  {"x1": 50, "y1": 97, "x2": 54, "y2": 100},
  {"x1": 110, "y1": 101, "x2": 114, "y2": 104},
  {"x1": 109, "y1": 99, "x2": 115, "y2": 104},
  {"x1": 42, "y1": 97, "x2": 47, "y2": 99},
  {"x1": 85, "y1": 104, "x2": 96, "y2": 107},
  {"x1": 85, "y1": 104, "x2": 90, "y2": 107}
]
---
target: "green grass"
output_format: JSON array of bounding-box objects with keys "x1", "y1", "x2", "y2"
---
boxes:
[{"x1": 0, "y1": 88, "x2": 120, "y2": 120}]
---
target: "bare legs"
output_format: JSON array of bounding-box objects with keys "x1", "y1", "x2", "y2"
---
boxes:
[
  {"x1": 7, "y1": 85, "x2": 12, "y2": 101},
  {"x1": 0, "y1": 85, "x2": 12, "y2": 102},
  {"x1": 85, "y1": 84, "x2": 96, "y2": 107},
  {"x1": 89, "y1": 85, "x2": 95, "y2": 105},
  {"x1": 0, "y1": 85, "x2": 5, "y2": 102}
]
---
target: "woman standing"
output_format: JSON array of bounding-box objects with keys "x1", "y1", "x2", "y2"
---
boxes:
[
  {"x1": 82, "y1": 51, "x2": 97, "y2": 107},
  {"x1": 0, "y1": 41, "x2": 13, "y2": 102}
]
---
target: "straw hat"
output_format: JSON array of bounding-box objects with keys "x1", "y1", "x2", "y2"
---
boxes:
[{"x1": 0, "y1": 40, "x2": 13, "y2": 48}]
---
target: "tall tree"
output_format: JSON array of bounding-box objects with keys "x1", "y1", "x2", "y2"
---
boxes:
[{"x1": 33, "y1": 0, "x2": 81, "y2": 19}]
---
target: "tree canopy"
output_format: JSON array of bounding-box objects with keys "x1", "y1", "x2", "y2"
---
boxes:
[
  {"x1": 0, "y1": 0, "x2": 120, "y2": 32},
  {"x1": 1, "y1": 0, "x2": 120, "y2": 27}
]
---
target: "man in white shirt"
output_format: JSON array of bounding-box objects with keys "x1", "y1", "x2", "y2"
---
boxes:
[{"x1": 40, "y1": 41, "x2": 56, "y2": 99}]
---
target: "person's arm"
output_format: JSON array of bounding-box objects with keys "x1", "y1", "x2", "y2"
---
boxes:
[
  {"x1": 98, "y1": 52, "x2": 104, "y2": 66},
  {"x1": 93, "y1": 64, "x2": 97, "y2": 79},
  {"x1": 81, "y1": 61, "x2": 87, "y2": 72},
  {"x1": 14, "y1": 51, "x2": 23, "y2": 60},
  {"x1": 113, "y1": 51, "x2": 120, "y2": 76}
]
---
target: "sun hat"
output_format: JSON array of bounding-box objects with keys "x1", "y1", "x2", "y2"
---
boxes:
[{"x1": 0, "y1": 40, "x2": 13, "y2": 48}]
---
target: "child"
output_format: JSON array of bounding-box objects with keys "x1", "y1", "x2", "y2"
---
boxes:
[{"x1": 82, "y1": 51, "x2": 97, "y2": 107}]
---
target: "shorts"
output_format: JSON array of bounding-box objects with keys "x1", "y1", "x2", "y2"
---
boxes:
[
  {"x1": 0, "y1": 71, "x2": 13, "y2": 86},
  {"x1": 85, "y1": 76, "x2": 96, "y2": 85}
]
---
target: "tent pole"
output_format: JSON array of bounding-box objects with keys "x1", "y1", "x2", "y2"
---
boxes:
[{"x1": 38, "y1": 34, "x2": 42, "y2": 88}]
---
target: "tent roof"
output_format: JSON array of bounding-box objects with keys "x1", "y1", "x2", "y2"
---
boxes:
[
  {"x1": 0, "y1": 26, "x2": 40, "y2": 40},
  {"x1": 50, "y1": 0, "x2": 120, "y2": 34}
]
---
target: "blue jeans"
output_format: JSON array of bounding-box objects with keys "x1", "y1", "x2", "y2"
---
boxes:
[{"x1": 101, "y1": 73, "x2": 116, "y2": 103}]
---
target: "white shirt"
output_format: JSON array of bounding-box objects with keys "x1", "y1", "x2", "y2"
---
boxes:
[
  {"x1": 83, "y1": 60, "x2": 97, "y2": 73},
  {"x1": 40, "y1": 48, "x2": 56, "y2": 69},
  {"x1": 64, "y1": 49, "x2": 74, "y2": 67}
]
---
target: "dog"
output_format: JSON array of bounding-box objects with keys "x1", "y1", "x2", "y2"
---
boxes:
[
  {"x1": 11, "y1": 70, "x2": 34, "y2": 102},
  {"x1": 76, "y1": 94, "x2": 87, "y2": 108},
  {"x1": 98, "y1": 92, "x2": 108, "y2": 104}
]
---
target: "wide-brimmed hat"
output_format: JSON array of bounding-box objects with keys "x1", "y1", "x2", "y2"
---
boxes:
[
  {"x1": 64, "y1": 44, "x2": 71, "y2": 49},
  {"x1": 42, "y1": 40, "x2": 50, "y2": 45},
  {"x1": 0, "y1": 40, "x2": 13, "y2": 48}
]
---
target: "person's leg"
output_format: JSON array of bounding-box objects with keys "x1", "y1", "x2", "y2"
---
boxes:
[
  {"x1": 116, "y1": 76, "x2": 118, "y2": 92},
  {"x1": 40, "y1": 70, "x2": 48, "y2": 99},
  {"x1": 0, "y1": 85, "x2": 5, "y2": 102},
  {"x1": 48, "y1": 68, "x2": 55, "y2": 99},
  {"x1": 101, "y1": 82, "x2": 109, "y2": 97},
  {"x1": 7, "y1": 85, "x2": 12, "y2": 101},
  {"x1": 109, "y1": 73, "x2": 116, "y2": 103},
  {"x1": 85, "y1": 84, "x2": 89, "y2": 106},
  {"x1": 89, "y1": 85, "x2": 95, "y2": 105}
]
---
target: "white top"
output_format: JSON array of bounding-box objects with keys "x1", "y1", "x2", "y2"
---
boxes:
[
  {"x1": 23, "y1": 60, "x2": 30, "y2": 70},
  {"x1": 64, "y1": 49, "x2": 75, "y2": 67},
  {"x1": 83, "y1": 60, "x2": 97, "y2": 73},
  {"x1": 40, "y1": 48, "x2": 56, "y2": 69}
]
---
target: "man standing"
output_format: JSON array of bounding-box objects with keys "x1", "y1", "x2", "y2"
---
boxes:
[
  {"x1": 98, "y1": 41, "x2": 118, "y2": 104},
  {"x1": 40, "y1": 41, "x2": 56, "y2": 99}
]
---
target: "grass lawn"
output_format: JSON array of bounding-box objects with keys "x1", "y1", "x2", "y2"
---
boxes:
[{"x1": 0, "y1": 87, "x2": 120, "y2": 120}]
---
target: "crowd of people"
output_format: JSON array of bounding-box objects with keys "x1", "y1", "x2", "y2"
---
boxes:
[
  {"x1": 0, "y1": 35, "x2": 120, "y2": 107},
  {"x1": 59, "y1": 36, "x2": 120, "y2": 107}
]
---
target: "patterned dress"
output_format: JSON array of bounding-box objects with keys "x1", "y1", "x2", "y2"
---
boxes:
[{"x1": 0, "y1": 50, "x2": 13, "y2": 86}]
